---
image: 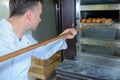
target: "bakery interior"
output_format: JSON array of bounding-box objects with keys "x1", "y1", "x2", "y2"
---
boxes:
[{"x1": 0, "y1": 0, "x2": 120, "y2": 80}]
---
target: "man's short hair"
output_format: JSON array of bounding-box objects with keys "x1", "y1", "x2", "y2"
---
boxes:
[{"x1": 9, "y1": 0, "x2": 43, "y2": 17}]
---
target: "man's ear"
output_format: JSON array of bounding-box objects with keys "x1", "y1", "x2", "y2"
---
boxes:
[{"x1": 25, "y1": 10, "x2": 34, "y2": 21}]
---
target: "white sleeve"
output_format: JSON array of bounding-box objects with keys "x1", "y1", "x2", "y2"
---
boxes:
[{"x1": 32, "y1": 38, "x2": 67, "y2": 60}]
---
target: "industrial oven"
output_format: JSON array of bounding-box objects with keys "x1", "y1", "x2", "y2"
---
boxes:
[{"x1": 56, "y1": 0, "x2": 120, "y2": 80}]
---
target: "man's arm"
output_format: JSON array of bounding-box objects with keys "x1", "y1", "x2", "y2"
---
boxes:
[{"x1": 32, "y1": 28, "x2": 77, "y2": 60}]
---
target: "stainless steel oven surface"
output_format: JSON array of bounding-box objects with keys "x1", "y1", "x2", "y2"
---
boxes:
[
  {"x1": 76, "y1": 0, "x2": 120, "y2": 79},
  {"x1": 56, "y1": 0, "x2": 120, "y2": 80}
]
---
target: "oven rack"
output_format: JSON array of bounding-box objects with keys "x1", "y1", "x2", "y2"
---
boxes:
[
  {"x1": 79, "y1": 37, "x2": 120, "y2": 48},
  {"x1": 77, "y1": 53, "x2": 120, "y2": 68},
  {"x1": 80, "y1": 23, "x2": 120, "y2": 29}
]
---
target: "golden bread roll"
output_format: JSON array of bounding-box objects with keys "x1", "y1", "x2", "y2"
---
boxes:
[
  {"x1": 96, "y1": 18, "x2": 102, "y2": 23},
  {"x1": 101, "y1": 18, "x2": 107, "y2": 23},
  {"x1": 107, "y1": 18, "x2": 112, "y2": 23},
  {"x1": 91, "y1": 18, "x2": 96, "y2": 23},
  {"x1": 103, "y1": 18, "x2": 112, "y2": 23},
  {"x1": 86, "y1": 18, "x2": 92, "y2": 23},
  {"x1": 81, "y1": 19, "x2": 86, "y2": 23}
]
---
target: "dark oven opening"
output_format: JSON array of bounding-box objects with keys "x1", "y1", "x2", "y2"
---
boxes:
[
  {"x1": 81, "y1": 10, "x2": 120, "y2": 22},
  {"x1": 79, "y1": 10, "x2": 120, "y2": 57}
]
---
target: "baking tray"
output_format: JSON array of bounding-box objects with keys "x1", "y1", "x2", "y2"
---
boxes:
[
  {"x1": 81, "y1": 21, "x2": 113, "y2": 26},
  {"x1": 56, "y1": 59, "x2": 120, "y2": 80}
]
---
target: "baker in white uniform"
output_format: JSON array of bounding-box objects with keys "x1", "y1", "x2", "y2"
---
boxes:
[{"x1": 0, "y1": 0, "x2": 77, "y2": 80}]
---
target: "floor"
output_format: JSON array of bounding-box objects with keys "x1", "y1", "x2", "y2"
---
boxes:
[{"x1": 29, "y1": 73, "x2": 56, "y2": 80}]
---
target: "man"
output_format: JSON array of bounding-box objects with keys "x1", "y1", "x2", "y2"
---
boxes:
[{"x1": 0, "y1": 0, "x2": 77, "y2": 80}]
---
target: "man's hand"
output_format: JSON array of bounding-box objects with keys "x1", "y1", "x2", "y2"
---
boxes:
[{"x1": 60, "y1": 28, "x2": 77, "y2": 39}]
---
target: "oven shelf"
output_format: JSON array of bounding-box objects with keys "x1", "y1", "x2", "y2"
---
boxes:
[
  {"x1": 80, "y1": 4, "x2": 120, "y2": 11},
  {"x1": 79, "y1": 23, "x2": 120, "y2": 29},
  {"x1": 78, "y1": 53, "x2": 120, "y2": 68},
  {"x1": 79, "y1": 38, "x2": 120, "y2": 48}
]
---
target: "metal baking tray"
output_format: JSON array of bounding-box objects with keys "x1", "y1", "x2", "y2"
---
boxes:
[
  {"x1": 56, "y1": 59, "x2": 120, "y2": 80},
  {"x1": 81, "y1": 21, "x2": 113, "y2": 26}
]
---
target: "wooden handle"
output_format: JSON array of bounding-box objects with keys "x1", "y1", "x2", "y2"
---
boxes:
[
  {"x1": 0, "y1": 32, "x2": 71, "y2": 62},
  {"x1": 0, "y1": 25, "x2": 89, "y2": 62}
]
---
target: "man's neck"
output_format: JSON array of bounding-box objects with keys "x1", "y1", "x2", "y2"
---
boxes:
[{"x1": 8, "y1": 17, "x2": 26, "y2": 39}]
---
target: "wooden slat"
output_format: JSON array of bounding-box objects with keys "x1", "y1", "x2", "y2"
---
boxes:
[
  {"x1": 29, "y1": 58, "x2": 61, "y2": 80},
  {"x1": 32, "y1": 51, "x2": 61, "y2": 67}
]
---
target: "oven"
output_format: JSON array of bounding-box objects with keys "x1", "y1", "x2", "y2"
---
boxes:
[{"x1": 56, "y1": 0, "x2": 120, "y2": 80}]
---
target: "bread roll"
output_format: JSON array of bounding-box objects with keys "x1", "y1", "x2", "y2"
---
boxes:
[
  {"x1": 96, "y1": 18, "x2": 102, "y2": 23},
  {"x1": 101, "y1": 18, "x2": 107, "y2": 23},
  {"x1": 86, "y1": 18, "x2": 92, "y2": 23},
  {"x1": 91, "y1": 18, "x2": 96, "y2": 23},
  {"x1": 81, "y1": 19, "x2": 86, "y2": 23},
  {"x1": 107, "y1": 18, "x2": 112, "y2": 23}
]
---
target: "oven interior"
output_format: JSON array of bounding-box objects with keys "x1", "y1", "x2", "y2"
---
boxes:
[
  {"x1": 79, "y1": 10, "x2": 120, "y2": 56},
  {"x1": 81, "y1": 10, "x2": 120, "y2": 22}
]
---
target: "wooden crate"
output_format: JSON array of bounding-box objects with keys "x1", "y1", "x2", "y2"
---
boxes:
[
  {"x1": 32, "y1": 52, "x2": 61, "y2": 67},
  {"x1": 29, "y1": 52, "x2": 61, "y2": 80}
]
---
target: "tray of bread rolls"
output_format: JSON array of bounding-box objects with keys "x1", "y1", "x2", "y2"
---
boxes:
[{"x1": 81, "y1": 18, "x2": 113, "y2": 26}]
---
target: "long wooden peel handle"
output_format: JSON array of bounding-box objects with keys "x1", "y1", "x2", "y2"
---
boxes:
[
  {"x1": 76, "y1": 25, "x2": 90, "y2": 32},
  {"x1": 0, "y1": 32, "x2": 71, "y2": 62},
  {"x1": 0, "y1": 25, "x2": 89, "y2": 62}
]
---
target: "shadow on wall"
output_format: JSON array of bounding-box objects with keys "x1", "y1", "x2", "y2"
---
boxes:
[{"x1": 32, "y1": 0, "x2": 57, "y2": 42}]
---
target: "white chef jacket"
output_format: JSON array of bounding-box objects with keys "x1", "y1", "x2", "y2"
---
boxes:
[{"x1": 0, "y1": 19, "x2": 67, "y2": 80}]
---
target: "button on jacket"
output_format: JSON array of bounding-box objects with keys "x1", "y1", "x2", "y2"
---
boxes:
[{"x1": 0, "y1": 19, "x2": 67, "y2": 80}]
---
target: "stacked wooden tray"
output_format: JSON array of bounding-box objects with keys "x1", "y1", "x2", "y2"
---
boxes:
[{"x1": 29, "y1": 51, "x2": 61, "y2": 80}]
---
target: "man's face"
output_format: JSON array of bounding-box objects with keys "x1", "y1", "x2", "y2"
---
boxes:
[{"x1": 30, "y1": 2, "x2": 42, "y2": 31}]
